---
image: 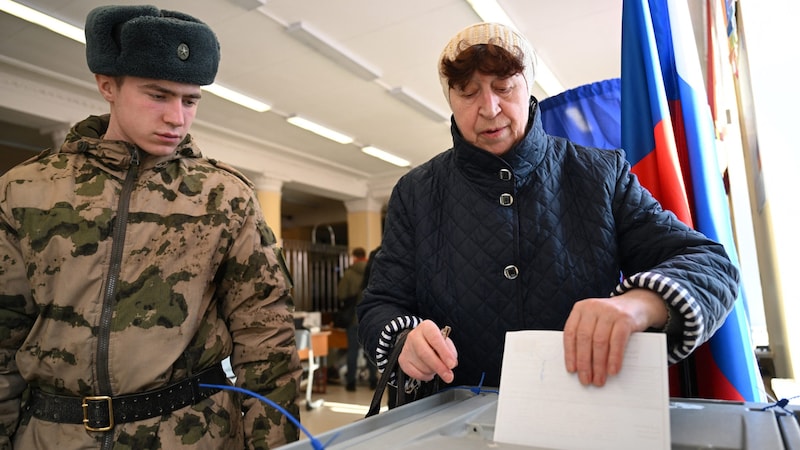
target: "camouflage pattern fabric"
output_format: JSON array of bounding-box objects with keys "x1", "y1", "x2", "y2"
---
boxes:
[{"x1": 0, "y1": 115, "x2": 301, "y2": 449}]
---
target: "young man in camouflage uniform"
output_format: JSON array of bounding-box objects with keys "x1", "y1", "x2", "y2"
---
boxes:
[{"x1": 0, "y1": 5, "x2": 301, "y2": 449}]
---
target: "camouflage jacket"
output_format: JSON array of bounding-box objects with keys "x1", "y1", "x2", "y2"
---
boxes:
[{"x1": 0, "y1": 115, "x2": 301, "y2": 450}]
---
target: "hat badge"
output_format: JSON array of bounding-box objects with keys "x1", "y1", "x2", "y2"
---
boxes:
[{"x1": 177, "y1": 43, "x2": 190, "y2": 61}]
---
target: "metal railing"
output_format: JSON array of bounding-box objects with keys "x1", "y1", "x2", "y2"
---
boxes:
[{"x1": 282, "y1": 239, "x2": 349, "y2": 313}]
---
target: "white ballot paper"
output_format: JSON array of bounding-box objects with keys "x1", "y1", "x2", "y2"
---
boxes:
[{"x1": 494, "y1": 330, "x2": 670, "y2": 450}]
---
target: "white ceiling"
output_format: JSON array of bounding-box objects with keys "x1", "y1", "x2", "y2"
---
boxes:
[{"x1": 0, "y1": 0, "x2": 622, "y2": 211}]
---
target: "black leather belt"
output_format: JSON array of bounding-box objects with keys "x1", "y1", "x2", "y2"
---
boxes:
[{"x1": 27, "y1": 363, "x2": 228, "y2": 432}]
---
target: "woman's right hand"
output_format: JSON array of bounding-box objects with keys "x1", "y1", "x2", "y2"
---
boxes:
[{"x1": 398, "y1": 319, "x2": 458, "y2": 383}]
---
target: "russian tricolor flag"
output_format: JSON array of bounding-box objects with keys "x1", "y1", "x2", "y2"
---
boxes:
[{"x1": 620, "y1": 0, "x2": 762, "y2": 401}]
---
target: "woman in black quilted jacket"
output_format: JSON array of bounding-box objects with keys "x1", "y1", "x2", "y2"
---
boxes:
[{"x1": 357, "y1": 22, "x2": 738, "y2": 395}]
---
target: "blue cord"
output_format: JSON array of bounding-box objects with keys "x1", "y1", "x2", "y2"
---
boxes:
[
  {"x1": 761, "y1": 396, "x2": 799, "y2": 415},
  {"x1": 438, "y1": 372, "x2": 500, "y2": 395},
  {"x1": 201, "y1": 372, "x2": 499, "y2": 449},
  {"x1": 199, "y1": 383, "x2": 332, "y2": 450},
  {"x1": 469, "y1": 372, "x2": 499, "y2": 395},
  {"x1": 440, "y1": 385, "x2": 500, "y2": 395}
]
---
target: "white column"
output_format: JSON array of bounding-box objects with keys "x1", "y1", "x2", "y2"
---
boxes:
[{"x1": 43, "y1": 123, "x2": 71, "y2": 150}]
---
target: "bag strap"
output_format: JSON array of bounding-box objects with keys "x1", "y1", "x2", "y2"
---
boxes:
[{"x1": 366, "y1": 329, "x2": 410, "y2": 418}]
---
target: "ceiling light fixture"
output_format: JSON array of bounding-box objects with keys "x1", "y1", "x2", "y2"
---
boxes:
[
  {"x1": 389, "y1": 87, "x2": 450, "y2": 123},
  {"x1": 464, "y1": 0, "x2": 515, "y2": 27},
  {"x1": 286, "y1": 21, "x2": 381, "y2": 81},
  {"x1": 1, "y1": 1, "x2": 273, "y2": 112},
  {"x1": 0, "y1": 0, "x2": 85, "y2": 43},
  {"x1": 287, "y1": 115, "x2": 354, "y2": 145},
  {"x1": 229, "y1": 0, "x2": 267, "y2": 10},
  {"x1": 362, "y1": 146, "x2": 410, "y2": 168},
  {"x1": 529, "y1": 63, "x2": 565, "y2": 98},
  {"x1": 464, "y1": 0, "x2": 565, "y2": 96},
  {"x1": 202, "y1": 84, "x2": 271, "y2": 112}
]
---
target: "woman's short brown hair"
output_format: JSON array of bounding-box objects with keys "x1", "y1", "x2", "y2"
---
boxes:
[{"x1": 440, "y1": 42, "x2": 526, "y2": 92}]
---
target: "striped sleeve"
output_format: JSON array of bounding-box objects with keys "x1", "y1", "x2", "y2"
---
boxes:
[
  {"x1": 376, "y1": 315, "x2": 422, "y2": 389},
  {"x1": 614, "y1": 271, "x2": 703, "y2": 364}
]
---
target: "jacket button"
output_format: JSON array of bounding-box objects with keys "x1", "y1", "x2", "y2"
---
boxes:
[
  {"x1": 499, "y1": 169, "x2": 512, "y2": 181},
  {"x1": 503, "y1": 265, "x2": 519, "y2": 280},
  {"x1": 500, "y1": 193, "x2": 513, "y2": 206}
]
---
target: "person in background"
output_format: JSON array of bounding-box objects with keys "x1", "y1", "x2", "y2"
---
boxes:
[
  {"x1": 337, "y1": 247, "x2": 376, "y2": 391},
  {"x1": 358, "y1": 22, "x2": 739, "y2": 396},
  {"x1": 0, "y1": 5, "x2": 300, "y2": 449}
]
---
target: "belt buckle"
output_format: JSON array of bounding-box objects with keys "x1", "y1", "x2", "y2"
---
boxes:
[{"x1": 82, "y1": 395, "x2": 114, "y2": 432}]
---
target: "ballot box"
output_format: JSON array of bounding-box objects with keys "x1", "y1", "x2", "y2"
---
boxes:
[{"x1": 282, "y1": 389, "x2": 800, "y2": 449}]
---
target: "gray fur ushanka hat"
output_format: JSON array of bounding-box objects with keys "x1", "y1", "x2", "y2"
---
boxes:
[{"x1": 85, "y1": 5, "x2": 220, "y2": 85}]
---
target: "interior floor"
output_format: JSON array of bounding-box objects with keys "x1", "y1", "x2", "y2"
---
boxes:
[{"x1": 296, "y1": 375, "x2": 385, "y2": 441}]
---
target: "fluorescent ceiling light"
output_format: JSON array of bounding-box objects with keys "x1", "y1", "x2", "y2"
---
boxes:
[
  {"x1": 0, "y1": 1, "x2": 273, "y2": 113},
  {"x1": 389, "y1": 87, "x2": 449, "y2": 123},
  {"x1": 1, "y1": 0, "x2": 85, "y2": 43},
  {"x1": 362, "y1": 146, "x2": 410, "y2": 168},
  {"x1": 532, "y1": 64, "x2": 565, "y2": 99},
  {"x1": 464, "y1": 0, "x2": 516, "y2": 28},
  {"x1": 202, "y1": 84, "x2": 271, "y2": 112},
  {"x1": 229, "y1": 0, "x2": 267, "y2": 10},
  {"x1": 287, "y1": 116, "x2": 354, "y2": 145},
  {"x1": 286, "y1": 21, "x2": 381, "y2": 81},
  {"x1": 464, "y1": 0, "x2": 565, "y2": 96}
]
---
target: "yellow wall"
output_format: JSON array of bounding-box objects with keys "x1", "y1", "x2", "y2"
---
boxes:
[
  {"x1": 346, "y1": 209, "x2": 382, "y2": 255},
  {"x1": 257, "y1": 190, "x2": 282, "y2": 244}
]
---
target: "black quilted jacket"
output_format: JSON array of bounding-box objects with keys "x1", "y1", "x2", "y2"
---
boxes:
[{"x1": 358, "y1": 99, "x2": 739, "y2": 389}]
